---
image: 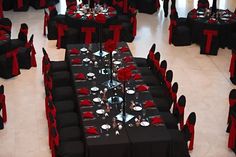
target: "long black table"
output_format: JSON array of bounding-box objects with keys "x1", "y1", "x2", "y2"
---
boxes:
[{"x1": 66, "y1": 42, "x2": 172, "y2": 157}]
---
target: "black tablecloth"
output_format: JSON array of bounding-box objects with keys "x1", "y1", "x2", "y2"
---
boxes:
[
  {"x1": 187, "y1": 8, "x2": 236, "y2": 48},
  {"x1": 66, "y1": 42, "x2": 172, "y2": 157}
]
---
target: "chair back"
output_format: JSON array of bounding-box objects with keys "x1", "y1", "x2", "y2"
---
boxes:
[{"x1": 18, "y1": 23, "x2": 28, "y2": 42}]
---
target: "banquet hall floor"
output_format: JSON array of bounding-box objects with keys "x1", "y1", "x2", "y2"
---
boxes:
[{"x1": 1, "y1": 0, "x2": 236, "y2": 157}]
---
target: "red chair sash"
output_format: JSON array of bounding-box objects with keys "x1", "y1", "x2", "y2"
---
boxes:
[
  {"x1": 228, "y1": 115, "x2": 236, "y2": 149},
  {"x1": 48, "y1": 6, "x2": 56, "y2": 12},
  {"x1": 25, "y1": 40, "x2": 37, "y2": 67},
  {"x1": 5, "y1": 48, "x2": 20, "y2": 76},
  {"x1": 198, "y1": 2, "x2": 209, "y2": 8},
  {"x1": 0, "y1": 0, "x2": 3, "y2": 18},
  {"x1": 56, "y1": 23, "x2": 68, "y2": 48},
  {"x1": 229, "y1": 52, "x2": 236, "y2": 78},
  {"x1": 20, "y1": 28, "x2": 28, "y2": 36},
  {"x1": 177, "y1": 104, "x2": 185, "y2": 129},
  {"x1": 43, "y1": 10, "x2": 49, "y2": 36},
  {"x1": 203, "y1": 30, "x2": 218, "y2": 54},
  {"x1": 0, "y1": 25, "x2": 11, "y2": 32},
  {"x1": 17, "y1": 0, "x2": 23, "y2": 9},
  {"x1": 81, "y1": 27, "x2": 96, "y2": 45},
  {"x1": 156, "y1": 0, "x2": 160, "y2": 8},
  {"x1": 42, "y1": 55, "x2": 50, "y2": 74},
  {"x1": 123, "y1": 0, "x2": 128, "y2": 13},
  {"x1": 109, "y1": 25, "x2": 122, "y2": 43},
  {"x1": 0, "y1": 94, "x2": 7, "y2": 122},
  {"x1": 131, "y1": 16, "x2": 137, "y2": 36},
  {"x1": 40, "y1": 0, "x2": 46, "y2": 7},
  {"x1": 168, "y1": 19, "x2": 177, "y2": 44},
  {"x1": 186, "y1": 120, "x2": 195, "y2": 150}
]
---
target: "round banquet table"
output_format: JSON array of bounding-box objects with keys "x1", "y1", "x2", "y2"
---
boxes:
[
  {"x1": 0, "y1": 30, "x2": 10, "y2": 55},
  {"x1": 187, "y1": 8, "x2": 236, "y2": 48},
  {"x1": 65, "y1": 4, "x2": 117, "y2": 28}
]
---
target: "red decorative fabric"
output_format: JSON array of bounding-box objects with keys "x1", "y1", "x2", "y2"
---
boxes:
[
  {"x1": 42, "y1": 55, "x2": 50, "y2": 74},
  {"x1": 131, "y1": 16, "x2": 137, "y2": 36},
  {"x1": 136, "y1": 85, "x2": 149, "y2": 92},
  {"x1": 109, "y1": 25, "x2": 122, "y2": 43},
  {"x1": 0, "y1": 30, "x2": 7, "y2": 40},
  {"x1": 17, "y1": 0, "x2": 23, "y2": 9},
  {"x1": 176, "y1": 104, "x2": 185, "y2": 129},
  {"x1": 82, "y1": 112, "x2": 94, "y2": 119},
  {"x1": 228, "y1": 98, "x2": 236, "y2": 123},
  {"x1": 186, "y1": 120, "x2": 195, "y2": 150},
  {"x1": 69, "y1": 48, "x2": 80, "y2": 54},
  {"x1": 123, "y1": 56, "x2": 133, "y2": 63},
  {"x1": 81, "y1": 27, "x2": 96, "y2": 45},
  {"x1": 77, "y1": 88, "x2": 90, "y2": 95},
  {"x1": 0, "y1": 94, "x2": 7, "y2": 122},
  {"x1": 228, "y1": 115, "x2": 236, "y2": 149},
  {"x1": 86, "y1": 126, "x2": 99, "y2": 135},
  {"x1": 56, "y1": 23, "x2": 68, "y2": 49},
  {"x1": 25, "y1": 38, "x2": 37, "y2": 67},
  {"x1": 168, "y1": 19, "x2": 177, "y2": 44},
  {"x1": 123, "y1": 0, "x2": 128, "y2": 13},
  {"x1": 40, "y1": 0, "x2": 46, "y2": 7},
  {"x1": 203, "y1": 30, "x2": 218, "y2": 54},
  {"x1": 229, "y1": 52, "x2": 236, "y2": 77},
  {"x1": 156, "y1": 0, "x2": 160, "y2": 8},
  {"x1": 95, "y1": 14, "x2": 106, "y2": 24},
  {"x1": 132, "y1": 73, "x2": 142, "y2": 80},
  {"x1": 75, "y1": 73, "x2": 86, "y2": 80},
  {"x1": 48, "y1": 6, "x2": 56, "y2": 12},
  {"x1": 170, "y1": 90, "x2": 177, "y2": 104},
  {"x1": 5, "y1": 48, "x2": 20, "y2": 75},
  {"x1": 164, "y1": 78, "x2": 172, "y2": 90},
  {"x1": 119, "y1": 46, "x2": 129, "y2": 53},
  {"x1": 143, "y1": 100, "x2": 155, "y2": 109},
  {"x1": 127, "y1": 64, "x2": 136, "y2": 71},
  {"x1": 0, "y1": 25, "x2": 11, "y2": 32},
  {"x1": 43, "y1": 10, "x2": 49, "y2": 36},
  {"x1": 117, "y1": 67, "x2": 132, "y2": 82},
  {"x1": 104, "y1": 39, "x2": 117, "y2": 53},
  {"x1": 198, "y1": 2, "x2": 209, "y2": 8},
  {"x1": 71, "y1": 58, "x2": 81, "y2": 64},
  {"x1": 151, "y1": 116, "x2": 163, "y2": 125},
  {"x1": 0, "y1": 0, "x2": 3, "y2": 18},
  {"x1": 20, "y1": 28, "x2": 28, "y2": 36},
  {"x1": 80, "y1": 99, "x2": 93, "y2": 106}
]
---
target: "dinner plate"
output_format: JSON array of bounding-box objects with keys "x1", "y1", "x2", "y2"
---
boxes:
[
  {"x1": 96, "y1": 109, "x2": 105, "y2": 115},
  {"x1": 91, "y1": 87, "x2": 99, "y2": 92},
  {"x1": 113, "y1": 61, "x2": 121, "y2": 65},
  {"x1": 93, "y1": 97, "x2": 101, "y2": 103},
  {"x1": 221, "y1": 17, "x2": 229, "y2": 21},
  {"x1": 126, "y1": 89, "x2": 135, "y2": 95},
  {"x1": 198, "y1": 15, "x2": 205, "y2": 18},
  {"x1": 101, "y1": 124, "x2": 111, "y2": 130},
  {"x1": 140, "y1": 121, "x2": 150, "y2": 127},
  {"x1": 197, "y1": 11, "x2": 204, "y2": 14},
  {"x1": 83, "y1": 58, "x2": 90, "y2": 63},
  {"x1": 133, "y1": 106, "x2": 142, "y2": 111},
  {"x1": 80, "y1": 47, "x2": 87, "y2": 53},
  {"x1": 87, "y1": 72, "x2": 95, "y2": 77}
]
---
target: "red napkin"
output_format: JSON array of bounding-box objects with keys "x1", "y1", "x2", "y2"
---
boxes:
[
  {"x1": 69, "y1": 48, "x2": 80, "y2": 54},
  {"x1": 68, "y1": 10, "x2": 74, "y2": 15},
  {"x1": 80, "y1": 99, "x2": 93, "y2": 106},
  {"x1": 151, "y1": 116, "x2": 163, "y2": 125},
  {"x1": 143, "y1": 100, "x2": 155, "y2": 109},
  {"x1": 86, "y1": 127, "x2": 99, "y2": 135},
  {"x1": 123, "y1": 56, "x2": 133, "y2": 63},
  {"x1": 77, "y1": 88, "x2": 90, "y2": 95},
  {"x1": 136, "y1": 85, "x2": 149, "y2": 92},
  {"x1": 75, "y1": 14, "x2": 82, "y2": 19},
  {"x1": 71, "y1": 58, "x2": 81, "y2": 64},
  {"x1": 192, "y1": 9, "x2": 197, "y2": 13},
  {"x1": 208, "y1": 19, "x2": 217, "y2": 24},
  {"x1": 87, "y1": 14, "x2": 93, "y2": 20},
  {"x1": 0, "y1": 35, "x2": 7, "y2": 40},
  {"x1": 192, "y1": 14, "x2": 197, "y2": 19},
  {"x1": 127, "y1": 64, "x2": 136, "y2": 71},
  {"x1": 119, "y1": 46, "x2": 129, "y2": 53},
  {"x1": 75, "y1": 73, "x2": 86, "y2": 80},
  {"x1": 69, "y1": 5, "x2": 77, "y2": 11},
  {"x1": 132, "y1": 73, "x2": 142, "y2": 80},
  {"x1": 82, "y1": 112, "x2": 94, "y2": 119}
]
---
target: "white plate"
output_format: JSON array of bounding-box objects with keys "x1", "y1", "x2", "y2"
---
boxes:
[
  {"x1": 96, "y1": 109, "x2": 105, "y2": 115},
  {"x1": 127, "y1": 89, "x2": 135, "y2": 95},
  {"x1": 133, "y1": 106, "x2": 142, "y2": 111},
  {"x1": 83, "y1": 58, "x2": 90, "y2": 62},
  {"x1": 87, "y1": 72, "x2": 95, "y2": 77},
  {"x1": 113, "y1": 61, "x2": 121, "y2": 65},
  {"x1": 140, "y1": 121, "x2": 150, "y2": 127},
  {"x1": 221, "y1": 17, "x2": 229, "y2": 21},
  {"x1": 93, "y1": 97, "x2": 101, "y2": 103},
  {"x1": 80, "y1": 47, "x2": 87, "y2": 52},
  {"x1": 91, "y1": 87, "x2": 99, "y2": 92},
  {"x1": 101, "y1": 124, "x2": 111, "y2": 130},
  {"x1": 198, "y1": 15, "x2": 205, "y2": 18}
]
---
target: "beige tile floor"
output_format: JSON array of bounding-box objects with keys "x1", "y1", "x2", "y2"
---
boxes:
[{"x1": 0, "y1": 0, "x2": 236, "y2": 157}]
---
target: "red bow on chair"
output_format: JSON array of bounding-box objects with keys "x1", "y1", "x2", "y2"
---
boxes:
[
  {"x1": 168, "y1": 19, "x2": 177, "y2": 44},
  {"x1": 56, "y1": 23, "x2": 68, "y2": 49},
  {"x1": 81, "y1": 27, "x2": 96, "y2": 45},
  {"x1": 229, "y1": 51, "x2": 236, "y2": 78}
]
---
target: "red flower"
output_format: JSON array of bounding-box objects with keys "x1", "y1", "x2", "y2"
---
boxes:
[
  {"x1": 95, "y1": 13, "x2": 107, "y2": 24},
  {"x1": 117, "y1": 67, "x2": 132, "y2": 82},
  {"x1": 104, "y1": 39, "x2": 117, "y2": 53}
]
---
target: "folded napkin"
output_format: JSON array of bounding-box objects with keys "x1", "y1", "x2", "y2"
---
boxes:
[
  {"x1": 69, "y1": 5, "x2": 77, "y2": 11},
  {"x1": 151, "y1": 116, "x2": 163, "y2": 125},
  {"x1": 192, "y1": 9, "x2": 197, "y2": 13},
  {"x1": 132, "y1": 73, "x2": 142, "y2": 80},
  {"x1": 143, "y1": 100, "x2": 155, "y2": 109},
  {"x1": 119, "y1": 46, "x2": 129, "y2": 53},
  {"x1": 71, "y1": 58, "x2": 81, "y2": 64},
  {"x1": 87, "y1": 14, "x2": 93, "y2": 20},
  {"x1": 86, "y1": 126, "x2": 99, "y2": 135},
  {"x1": 82, "y1": 112, "x2": 94, "y2": 119},
  {"x1": 75, "y1": 13, "x2": 82, "y2": 19},
  {"x1": 80, "y1": 99, "x2": 93, "y2": 106},
  {"x1": 69, "y1": 48, "x2": 80, "y2": 54},
  {"x1": 192, "y1": 14, "x2": 197, "y2": 19},
  {"x1": 136, "y1": 84, "x2": 149, "y2": 92},
  {"x1": 208, "y1": 18, "x2": 217, "y2": 24},
  {"x1": 127, "y1": 64, "x2": 136, "y2": 71},
  {"x1": 77, "y1": 88, "x2": 90, "y2": 95},
  {"x1": 75, "y1": 73, "x2": 86, "y2": 80},
  {"x1": 123, "y1": 56, "x2": 133, "y2": 63},
  {"x1": 67, "y1": 10, "x2": 74, "y2": 15}
]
